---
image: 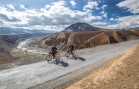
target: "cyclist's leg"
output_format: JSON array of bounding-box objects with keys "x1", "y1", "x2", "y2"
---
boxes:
[
  {"x1": 51, "y1": 52, "x2": 55, "y2": 58},
  {"x1": 66, "y1": 50, "x2": 70, "y2": 56},
  {"x1": 54, "y1": 51, "x2": 58, "y2": 59},
  {"x1": 71, "y1": 50, "x2": 74, "y2": 56},
  {"x1": 55, "y1": 52, "x2": 59, "y2": 64},
  {"x1": 67, "y1": 50, "x2": 70, "y2": 53}
]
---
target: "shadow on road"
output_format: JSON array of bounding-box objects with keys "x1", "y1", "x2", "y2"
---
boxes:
[
  {"x1": 74, "y1": 56, "x2": 86, "y2": 61},
  {"x1": 55, "y1": 60, "x2": 69, "y2": 67}
]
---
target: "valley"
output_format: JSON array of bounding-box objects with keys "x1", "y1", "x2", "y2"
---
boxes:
[
  {"x1": 0, "y1": 22, "x2": 139, "y2": 89},
  {"x1": 1, "y1": 0, "x2": 139, "y2": 88}
]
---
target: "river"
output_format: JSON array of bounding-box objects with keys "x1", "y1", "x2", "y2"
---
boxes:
[{"x1": 17, "y1": 38, "x2": 48, "y2": 54}]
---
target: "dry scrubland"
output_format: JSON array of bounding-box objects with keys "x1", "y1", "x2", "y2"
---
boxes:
[
  {"x1": 66, "y1": 45, "x2": 139, "y2": 89},
  {"x1": 40, "y1": 30, "x2": 139, "y2": 50},
  {"x1": 0, "y1": 35, "x2": 17, "y2": 63}
]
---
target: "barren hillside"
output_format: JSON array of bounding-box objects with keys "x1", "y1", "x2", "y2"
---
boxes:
[
  {"x1": 0, "y1": 35, "x2": 18, "y2": 63},
  {"x1": 66, "y1": 44, "x2": 139, "y2": 89},
  {"x1": 39, "y1": 30, "x2": 139, "y2": 50},
  {"x1": 0, "y1": 34, "x2": 33, "y2": 63}
]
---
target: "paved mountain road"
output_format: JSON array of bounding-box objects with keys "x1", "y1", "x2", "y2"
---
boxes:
[{"x1": 0, "y1": 40, "x2": 139, "y2": 89}]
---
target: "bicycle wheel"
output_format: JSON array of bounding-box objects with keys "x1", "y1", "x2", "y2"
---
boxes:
[
  {"x1": 72, "y1": 50, "x2": 75, "y2": 56},
  {"x1": 65, "y1": 52, "x2": 70, "y2": 58},
  {"x1": 46, "y1": 54, "x2": 53, "y2": 61},
  {"x1": 55, "y1": 53, "x2": 60, "y2": 59}
]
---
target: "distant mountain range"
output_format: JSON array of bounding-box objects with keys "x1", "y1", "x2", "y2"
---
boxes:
[
  {"x1": 63, "y1": 22, "x2": 101, "y2": 32},
  {"x1": 0, "y1": 27, "x2": 55, "y2": 35},
  {"x1": 127, "y1": 27, "x2": 139, "y2": 30}
]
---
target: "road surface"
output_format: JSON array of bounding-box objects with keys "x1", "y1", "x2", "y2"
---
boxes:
[{"x1": 0, "y1": 40, "x2": 139, "y2": 89}]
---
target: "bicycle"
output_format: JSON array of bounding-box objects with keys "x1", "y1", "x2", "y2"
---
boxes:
[
  {"x1": 65, "y1": 50, "x2": 75, "y2": 58},
  {"x1": 46, "y1": 53, "x2": 60, "y2": 63}
]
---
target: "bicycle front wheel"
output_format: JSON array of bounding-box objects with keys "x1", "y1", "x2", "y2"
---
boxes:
[
  {"x1": 46, "y1": 54, "x2": 53, "y2": 61},
  {"x1": 65, "y1": 52, "x2": 70, "y2": 58},
  {"x1": 55, "y1": 53, "x2": 60, "y2": 59}
]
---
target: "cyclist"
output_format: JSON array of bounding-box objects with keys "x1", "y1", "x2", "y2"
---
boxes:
[
  {"x1": 67, "y1": 43, "x2": 75, "y2": 56},
  {"x1": 49, "y1": 45, "x2": 58, "y2": 59}
]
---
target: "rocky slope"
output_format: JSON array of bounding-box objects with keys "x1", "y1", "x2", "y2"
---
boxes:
[
  {"x1": 63, "y1": 22, "x2": 101, "y2": 32},
  {"x1": 39, "y1": 30, "x2": 139, "y2": 50},
  {"x1": 66, "y1": 44, "x2": 139, "y2": 89}
]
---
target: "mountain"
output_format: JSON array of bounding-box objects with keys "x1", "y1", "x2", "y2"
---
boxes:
[
  {"x1": 63, "y1": 22, "x2": 101, "y2": 32},
  {"x1": 39, "y1": 30, "x2": 139, "y2": 50}
]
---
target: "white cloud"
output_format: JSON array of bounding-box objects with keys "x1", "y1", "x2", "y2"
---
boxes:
[
  {"x1": 7, "y1": 4, "x2": 15, "y2": 10},
  {"x1": 101, "y1": 11, "x2": 107, "y2": 18},
  {"x1": 83, "y1": 1, "x2": 98, "y2": 12},
  {"x1": 107, "y1": 15, "x2": 139, "y2": 29},
  {"x1": 110, "y1": 18, "x2": 114, "y2": 21},
  {"x1": 0, "y1": 1, "x2": 102, "y2": 31},
  {"x1": 103, "y1": 13, "x2": 107, "y2": 18},
  {"x1": 91, "y1": 22, "x2": 107, "y2": 27},
  {"x1": 20, "y1": 5, "x2": 26, "y2": 9},
  {"x1": 102, "y1": 5, "x2": 107, "y2": 9},
  {"x1": 117, "y1": 0, "x2": 139, "y2": 14},
  {"x1": 69, "y1": 0, "x2": 77, "y2": 6}
]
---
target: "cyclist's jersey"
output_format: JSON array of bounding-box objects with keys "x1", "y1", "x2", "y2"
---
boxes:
[
  {"x1": 67, "y1": 45, "x2": 74, "y2": 50},
  {"x1": 51, "y1": 47, "x2": 57, "y2": 53}
]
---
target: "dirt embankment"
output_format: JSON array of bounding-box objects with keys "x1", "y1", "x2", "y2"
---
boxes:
[{"x1": 66, "y1": 45, "x2": 139, "y2": 89}]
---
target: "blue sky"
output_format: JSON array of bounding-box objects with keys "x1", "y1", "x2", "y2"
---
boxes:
[{"x1": 0, "y1": 0, "x2": 139, "y2": 31}]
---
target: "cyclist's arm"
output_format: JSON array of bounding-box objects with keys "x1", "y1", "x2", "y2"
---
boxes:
[{"x1": 49, "y1": 49, "x2": 52, "y2": 53}]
